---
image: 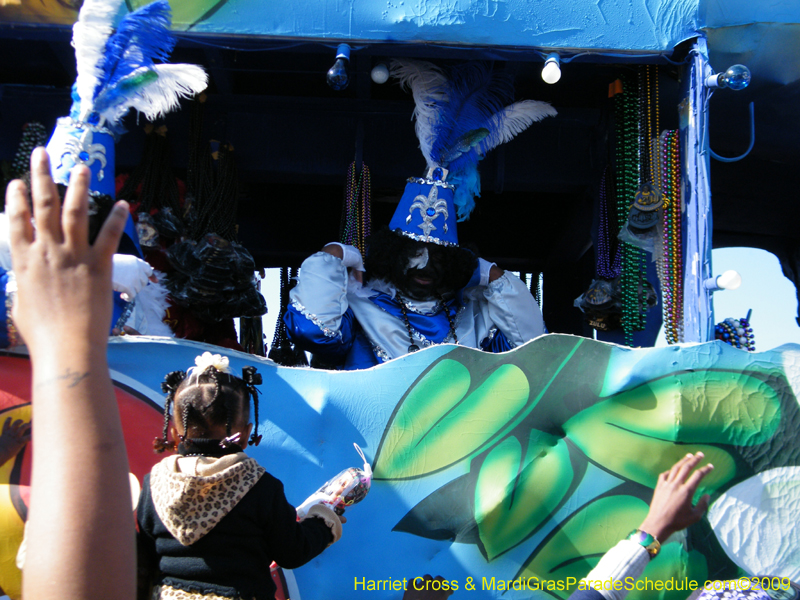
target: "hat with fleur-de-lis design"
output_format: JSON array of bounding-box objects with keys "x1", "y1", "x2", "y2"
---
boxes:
[
  {"x1": 45, "y1": 0, "x2": 206, "y2": 197},
  {"x1": 388, "y1": 166, "x2": 460, "y2": 247},
  {"x1": 387, "y1": 59, "x2": 557, "y2": 248}
]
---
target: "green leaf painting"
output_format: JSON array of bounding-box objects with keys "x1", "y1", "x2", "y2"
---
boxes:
[
  {"x1": 475, "y1": 432, "x2": 572, "y2": 561},
  {"x1": 373, "y1": 360, "x2": 531, "y2": 480},
  {"x1": 374, "y1": 338, "x2": 800, "y2": 595}
]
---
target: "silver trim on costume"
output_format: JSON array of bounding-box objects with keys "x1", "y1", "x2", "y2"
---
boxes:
[
  {"x1": 372, "y1": 344, "x2": 391, "y2": 363},
  {"x1": 396, "y1": 231, "x2": 457, "y2": 247},
  {"x1": 398, "y1": 296, "x2": 443, "y2": 316},
  {"x1": 62, "y1": 117, "x2": 115, "y2": 137},
  {"x1": 290, "y1": 300, "x2": 342, "y2": 339},
  {"x1": 406, "y1": 176, "x2": 455, "y2": 190}
]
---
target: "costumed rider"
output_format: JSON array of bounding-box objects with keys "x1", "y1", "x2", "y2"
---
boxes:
[
  {"x1": 39, "y1": 0, "x2": 205, "y2": 341},
  {"x1": 285, "y1": 60, "x2": 556, "y2": 369}
]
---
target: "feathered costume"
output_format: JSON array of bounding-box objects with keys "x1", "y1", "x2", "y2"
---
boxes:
[
  {"x1": 41, "y1": 0, "x2": 207, "y2": 338},
  {"x1": 390, "y1": 59, "x2": 557, "y2": 224},
  {"x1": 47, "y1": 0, "x2": 207, "y2": 196},
  {"x1": 285, "y1": 60, "x2": 551, "y2": 369}
]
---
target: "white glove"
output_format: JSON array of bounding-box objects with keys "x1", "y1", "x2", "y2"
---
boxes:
[
  {"x1": 112, "y1": 255, "x2": 154, "y2": 301},
  {"x1": 478, "y1": 258, "x2": 498, "y2": 287},
  {"x1": 326, "y1": 242, "x2": 365, "y2": 272}
]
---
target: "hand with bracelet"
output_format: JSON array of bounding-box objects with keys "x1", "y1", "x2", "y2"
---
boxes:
[
  {"x1": 633, "y1": 451, "x2": 714, "y2": 556},
  {"x1": 571, "y1": 452, "x2": 714, "y2": 600}
]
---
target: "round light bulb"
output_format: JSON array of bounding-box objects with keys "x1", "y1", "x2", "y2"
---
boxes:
[
  {"x1": 371, "y1": 63, "x2": 389, "y2": 84},
  {"x1": 327, "y1": 59, "x2": 349, "y2": 90},
  {"x1": 542, "y1": 57, "x2": 561, "y2": 84},
  {"x1": 720, "y1": 64, "x2": 751, "y2": 91},
  {"x1": 717, "y1": 270, "x2": 742, "y2": 290}
]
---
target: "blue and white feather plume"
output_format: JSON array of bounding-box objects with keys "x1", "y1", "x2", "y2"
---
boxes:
[
  {"x1": 72, "y1": 0, "x2": 207, "y2": 128},
  {"x1": 47, "y1": 0, "x2": 207, "y2": 197},
  {"x1": 391, "y1": 59, "x2": 556, "y2": 221}
]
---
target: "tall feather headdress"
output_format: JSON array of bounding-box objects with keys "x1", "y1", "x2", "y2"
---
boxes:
[
  {"x1": 388, "y1": 60, "x2": 556, "y2": 245},
  {"x1": 46, "y1": 0, "x2": 207, "y2": 197}
]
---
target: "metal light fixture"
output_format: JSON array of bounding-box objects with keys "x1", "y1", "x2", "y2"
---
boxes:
[
  {"x1": 327, "y1": 44, "x2": 351, "y2": 91},
  {"x1": 541, "y1": 53, "x2": 561, "y2": 84}
]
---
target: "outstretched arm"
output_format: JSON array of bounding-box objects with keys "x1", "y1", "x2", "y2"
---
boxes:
[
  {"x1": 8, "y1": 148, "x2": 135, "y2": 600},
  {"x1": 572, "y1": 452, "x2": 713, "y2": 600},
  {"x1": 638, "y1": 451, "x2": 713, "y2": 542}
]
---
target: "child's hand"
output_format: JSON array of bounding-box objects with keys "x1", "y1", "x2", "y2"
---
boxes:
[{"x1": 6, "y1": 148, "x2": 128, "y2": 352}]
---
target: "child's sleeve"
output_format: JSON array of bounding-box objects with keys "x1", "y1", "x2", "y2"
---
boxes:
[
  {"x1": 135, "y1": 474, "x2": 159, "y2": 600},
  {"x1": 265, "y1": 477, "x2": 341, "y2": 569}
]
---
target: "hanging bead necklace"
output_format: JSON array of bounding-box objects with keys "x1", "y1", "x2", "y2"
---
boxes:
[
  {"x1": 399, "y1": 296, "x2": 457, "y2": 353},
  {"x1": 660, "y1": 129, "x2": 683, "y2": 343},
  {"x1": 617, "y1": 70, "x2": 649, "y2": 346},
  {"x1": 341, "y1": 161, "x2": 372, "y2": 255},
  {"x1": 596, "y1": 166, "x2": 622, "y2": 279}
]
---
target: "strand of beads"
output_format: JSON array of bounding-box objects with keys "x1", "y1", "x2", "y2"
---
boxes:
[
  {"x1": 714, "y1": 316, "x2": 755, "y2": 351},
  {"x1": 596, "y1": 167, "x2": 622, "y2": 279},
  {"x1": 360, "y1": 164, "x2": 372, "y2": 252},
  {"x1": 341, "y1": 162, "x2": 372, "y2": 255},
  {"x1": 661, "y1": 130, "x2": 683, "y2": 343},
  {"x1": 618, "y1": 69, "x2": 651, "y2": 346},
  {"x1": 11, "y1": 122, "x2": 47, "y2": 179}
]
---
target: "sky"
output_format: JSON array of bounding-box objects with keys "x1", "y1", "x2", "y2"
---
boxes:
[
  {"x1": 258, "y1": 246, "x2": 800, "y2": 355},
  {"x1": 704, "y1": 247, "x2": 800, "y2": 351}
]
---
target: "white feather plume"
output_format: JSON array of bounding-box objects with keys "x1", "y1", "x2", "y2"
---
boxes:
[
  {"x1": 478, "y1": 100, "x2": 558, "y2": 155},
  {"x1": 99, "y1": 64, "x2": 208, "y2": 124},
  {"x1": 390, "y1": 59, "x2": 449, "y2": 169},
  {"x1": 72, "y1": 0, "x2": 125, "y2": 115}
]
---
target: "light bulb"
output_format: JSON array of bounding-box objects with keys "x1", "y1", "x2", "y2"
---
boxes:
[
  {"x1": 717, "y1": 270, "x2": 742, "y2": 290},
  {"x1": 371, "y1": 63, "x2": 389, "y2": 84},
  {"x1": 720, "y1": 64, "x2": 751, "y2": 91},
  {"x1": 542, "y1": 53, "x2": 561, "y2": 84},
  {"x1": 705, "y1": 64, "x2": 751, "y2": 90},
  {"x1": 327, "y1": 44, "x2": 351, "y2": 91}
]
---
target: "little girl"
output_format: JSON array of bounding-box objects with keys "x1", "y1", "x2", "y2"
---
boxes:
[{"x1": 137, "y1": 352, "x2": 342, "y2": 600}]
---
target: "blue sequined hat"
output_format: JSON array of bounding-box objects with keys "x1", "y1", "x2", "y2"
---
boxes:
[
  {"x1": 47, "y1": 94, "x2": 117, "y2": 197},
  {"x1": 389, "y1": 167, "x2": 459, "y2": 247},
  {"x1": 389, "y1": 60, "x2": 557, "y2": 248},
  {"x1": 45, "y1": 0, "x2": 207, "y2": 197}
]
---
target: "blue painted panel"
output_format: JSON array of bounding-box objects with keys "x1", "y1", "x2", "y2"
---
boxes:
[{"x1": 189, "y1": 0, "x2": 701, "y2": 52}]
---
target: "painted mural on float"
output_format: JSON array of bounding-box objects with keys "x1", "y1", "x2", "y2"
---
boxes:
[{"x1": 1, "y1": 334, "x2": 799, "y2": 599}]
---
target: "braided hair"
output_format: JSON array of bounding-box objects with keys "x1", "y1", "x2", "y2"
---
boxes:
[{"x1": 153, "y1": 359, "x2": 262, "y2": 453}]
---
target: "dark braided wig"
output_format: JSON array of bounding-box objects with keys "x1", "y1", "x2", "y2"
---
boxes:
[
  {"x1": 117, "y1": 127, "x2": 182, "y2": 215},
  {"x1": 154, "y1": 361, "x2": 263, "y2": 453}
]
